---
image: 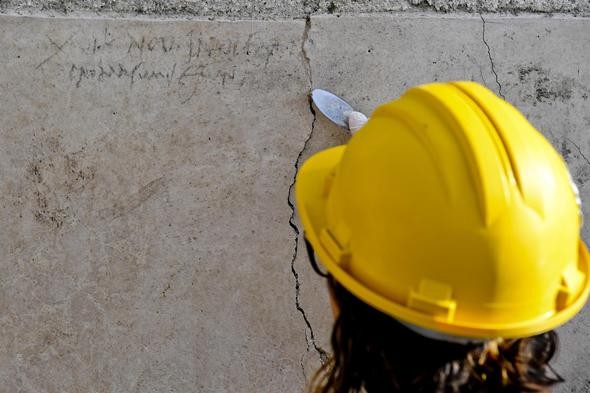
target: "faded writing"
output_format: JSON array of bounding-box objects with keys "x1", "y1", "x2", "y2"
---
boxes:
[
  {"x1": 35, "y1": 26, "x2": 283, "y2": 104},
  {"x1": 69, "y1": 62, "x2": 178, "y2": 88}
]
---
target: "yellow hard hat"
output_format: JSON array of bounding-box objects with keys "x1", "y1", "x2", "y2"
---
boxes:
[{"x1": 295, "y1": 81, "x2": 590, "y2": 340}]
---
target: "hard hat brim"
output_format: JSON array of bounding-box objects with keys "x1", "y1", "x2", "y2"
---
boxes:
[{"x1": 295, "y1": 145, "x2": 590, "y2": 340}]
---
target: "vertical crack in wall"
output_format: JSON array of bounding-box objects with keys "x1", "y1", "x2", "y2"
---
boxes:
[
  {"x1": 480, "y1": 14, "x2": 505, "y2": 99},
  {"x1": 566, "y1": 137, "x2": 590, "y2": 167},
  {"x1": 287, "y1": 15, "x2": 329, "y2": 369}
]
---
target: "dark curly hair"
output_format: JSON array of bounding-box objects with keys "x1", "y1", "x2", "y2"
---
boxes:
[{"x1": 310, "y1": 276, "x2": 564, "y2": 393}]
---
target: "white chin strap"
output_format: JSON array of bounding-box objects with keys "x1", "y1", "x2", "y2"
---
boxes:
[{"x1": 397, "y1": 320, "x2": 489, "y2": 345}]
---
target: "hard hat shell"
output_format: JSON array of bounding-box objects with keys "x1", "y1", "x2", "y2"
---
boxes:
[{"x1": 295, "y1": 81, "x2": 590, "y2": 340}]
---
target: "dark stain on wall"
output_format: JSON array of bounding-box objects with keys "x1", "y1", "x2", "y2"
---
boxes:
[{"x1": 518, "y1": 64, "x2": 576, "y2": 105}]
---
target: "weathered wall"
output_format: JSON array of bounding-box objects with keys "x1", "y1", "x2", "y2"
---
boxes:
[
  {"x1": 0, "y1": 12, "x2": 589, "y2": 393},
  {"x1": 0, "y1": 16, "x2": 311, "y2": 392},
  {"x1": 1, "y1": 0, "x2": 590, "y2": 16}
]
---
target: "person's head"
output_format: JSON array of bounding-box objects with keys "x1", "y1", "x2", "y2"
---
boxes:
[
  {"x1": 311, "y1": 275, "x2": 563, "y2": 393},
  {"x1": 295, "y1": 82, "x2": 590, "y2": 392}
]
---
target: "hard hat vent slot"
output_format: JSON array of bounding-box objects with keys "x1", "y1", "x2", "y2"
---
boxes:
[
  {"x1": 408, "y1": 279, "x2": 457, "y2": 322},
  {"x1": 320, "y1": 228, "x2": 351, "y2": 267},
  {"x1": 556, "y1": 265, "x2": 586, "y2": 310}
]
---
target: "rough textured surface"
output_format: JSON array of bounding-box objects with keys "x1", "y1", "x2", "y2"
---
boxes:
[
  {"x1": 0, "y1": 15, "x2": 311, "y2": 392},
  {"x1": 1, "y1": 0, "x2": 590, "y2": 17},
  {"x1": 1, "y1": 12, "x2": 590, "y2": 393}
]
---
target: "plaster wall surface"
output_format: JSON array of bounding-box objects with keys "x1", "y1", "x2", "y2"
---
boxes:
[
  {"x1": 0, "y1": 15, "x2": 311, "y2": 392},
  {"x1": 0, "y1": 13, "x2": 589, "y2": 393}
]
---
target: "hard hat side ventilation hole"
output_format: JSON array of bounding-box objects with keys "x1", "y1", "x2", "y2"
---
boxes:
[
  {"x1": 407, "y1": 279, "x2": 457, "y2": 322},
  {"x1": 320, "y1": 228, "x2": 351, "y2": 268},
  {"x1": 555, "y1": 265, "x2": 586, "y2": 311}
]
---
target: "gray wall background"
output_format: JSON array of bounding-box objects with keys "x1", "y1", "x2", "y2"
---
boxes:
[{"x1": 0, "y1": 2, "x2": 589, "y2": 393}]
